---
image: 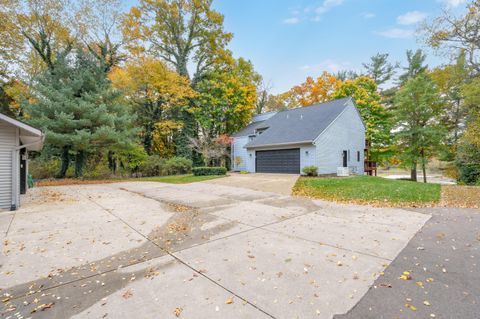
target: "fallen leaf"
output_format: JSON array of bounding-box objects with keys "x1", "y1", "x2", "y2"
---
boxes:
[
  {"x1": 405, "y1": 303, "x2": 417, "y2": 311},
  {"x1": 225, "y1": 297, "x2": 234, "y2": 304},
  {"x1": 122, "y1": 289, "x2": 133, "y2": 299},
  {"x1": 423, "y1": 300, "x2": 431, "y2": 306},
  {"x1": 174, "y1": 307, "x2": 183, "y2": 317},
  {"x1": 399, "y1": 271, "x2": 412, "y2": 280},
  {"x1": 31, "y1": 303, "x2": 54, "y2": 313}
]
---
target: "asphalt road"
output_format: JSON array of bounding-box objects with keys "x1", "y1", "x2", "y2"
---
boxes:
[{"x1": 335, "y1": 207, "x2": 480, "y2": 319}]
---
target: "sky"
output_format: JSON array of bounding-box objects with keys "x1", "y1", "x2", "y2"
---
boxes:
[{"x1": 126, "y1": 0, "x2": 468, "y2": 93}]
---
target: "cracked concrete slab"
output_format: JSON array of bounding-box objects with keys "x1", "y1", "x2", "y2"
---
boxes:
[{"x1": 1, "y1": 181, "x2": 429, "y2": 319}]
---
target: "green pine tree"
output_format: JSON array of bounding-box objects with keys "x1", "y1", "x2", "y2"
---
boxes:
[
  {"x1": 26, "y1": 51, "x2": 137, "y2": 178},
  {"x1": 393, "y1": 74, "x2": 445, "y2": 182}
]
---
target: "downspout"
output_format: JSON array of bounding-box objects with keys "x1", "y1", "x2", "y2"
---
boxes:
[{"x1": 10, "y1": 134, "x2": 45, "y2": 211}]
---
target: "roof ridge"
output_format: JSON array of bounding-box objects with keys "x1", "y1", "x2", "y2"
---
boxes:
[{"x1": 278, "y1": 96, "x2": 352, "y2": 113}]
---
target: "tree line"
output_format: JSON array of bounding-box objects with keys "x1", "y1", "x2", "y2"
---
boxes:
[{"x1": 0, "y1": 0, "x2": 260, "y2": 178}]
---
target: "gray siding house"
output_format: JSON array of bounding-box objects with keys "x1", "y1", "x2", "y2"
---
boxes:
[
  {"x1": 231, "y1": 97, "x2": 365, "y2": 175},
  {"x1": 0, "y1": 113, "x2": 44, "y2": 210}
]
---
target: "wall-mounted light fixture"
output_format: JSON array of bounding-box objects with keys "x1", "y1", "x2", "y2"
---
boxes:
[
  {"x1": 249, "y1": 153, "x2": 252, "y2": 157},
  {"x1": 305, "y1": 150, "x2": 309, "y2": 155}
]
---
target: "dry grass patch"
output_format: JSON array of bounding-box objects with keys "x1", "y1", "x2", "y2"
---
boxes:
[{"x1": 441, "y1": 185, "x2": 480, "y2": 208}]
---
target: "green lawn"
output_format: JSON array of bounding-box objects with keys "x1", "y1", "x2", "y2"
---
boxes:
[
  {"x1": 293, "y1": 175, "x2": 441, "y2": 206},
  {"x1": 136, "y1": 174, "x2": 226, "y2": 184}
]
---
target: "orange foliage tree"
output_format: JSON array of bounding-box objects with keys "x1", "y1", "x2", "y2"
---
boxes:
[{"x1": 282, "y1": 72, "x2": 341, "y2": 108}]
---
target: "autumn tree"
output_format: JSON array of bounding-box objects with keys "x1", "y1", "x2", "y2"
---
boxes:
[
  {"x1": 363, "y1": 53, "x2": 398, "y2": 86},
  {"x1": 0, "y1": 79, "x2": 31, "y2": 118},
  {"x1": 109, "y1": 57, "x2": 196, "y2": 155},
  {"x1": 282, "y1": 72, "x2": 341, "y2": 108},
  {"x1": 333, "y1": 76, "x2": 392, "y2": 159},
  {"x1": 189, "y1": 134, "x2": 231, "y2": 167},
  {"x1": 193, "y1": 58, "x2": 258, "y2": 136},
  {"x1": 255, "y1": 78, "x2": 272, "y2": 114},
  {"x1": 123, "y1": 0, "x2": 234, "y2": 158},
  {"x1": 393, "y1": 74, "x2": 445, "y2": 182},
  {"x1": 455, "y1": 75, "x2": 480, "y2": 184},
  {"x1": 72, "y1": 0, "x2": 126, "y2": 72},
  {"x1": 423, "y1": 0, "x2": 480, "y2": 74},
  {"x1": 123, "y1": 0, "x2": 232, "y2": 84},
  {"x1": 0, "y1": 0, "x2": 75, "y2": 75},
  {"x1": 430, "y1": 51, "x2": 470, "y2": 159}
]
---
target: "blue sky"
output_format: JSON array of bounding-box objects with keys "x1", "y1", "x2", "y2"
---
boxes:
[{"x1": 125, "y1": 0, "x2": 467, "y2": 93}]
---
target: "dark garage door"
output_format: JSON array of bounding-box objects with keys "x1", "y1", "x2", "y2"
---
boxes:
[{"x1": 256, "y1": 149, "x2": 300, "y2": 174}]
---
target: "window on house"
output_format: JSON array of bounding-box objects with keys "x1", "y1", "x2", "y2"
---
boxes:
[
  {"x1": 357, "y1": 151, "x2": 360, "y2": 162},
  {"x1": 256, "y1": 127, "x2": 268, "y2": 135}
]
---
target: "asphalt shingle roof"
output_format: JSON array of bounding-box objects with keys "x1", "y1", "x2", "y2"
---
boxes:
[
  {"x1": 241, "y1": 97, "x2": 353, "y2": 148},
  {"x1": 232, "y1": 120, "x2": 267, "y2": 137}
]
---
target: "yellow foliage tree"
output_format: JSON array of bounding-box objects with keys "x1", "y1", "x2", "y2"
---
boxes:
[
  {"x1": 282, "y1": 72, "x2": 341, "y2": 108},
  {"x1": 151, "y1": 120, "x2": 183, "y2": 157},
  {"x1": 109, "y1": 57, "x2": 196, "y2": 155},
  {"x1": 333, "y1": 76, "x2": 392, "y2": 159},
  {"x1": 193, "y1": 58, "x2": 258, "y2": 136}
]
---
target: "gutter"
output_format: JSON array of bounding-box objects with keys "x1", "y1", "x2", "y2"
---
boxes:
[{"x1": 245, "y1": 140, "x2": 313, "y2": 149}]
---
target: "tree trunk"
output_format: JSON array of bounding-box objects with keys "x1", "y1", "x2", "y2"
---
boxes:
[
  {"x1": 175, "y1": 110, "x2": 195, "y2": 160},
  {"x1": 57, "y1": 146, "x2": 70, "y2": 178},
  {"x1": 75, "y1": 151, "x2": 86, "y2": 178},
  {"x1": 143, "y1": 123, "x2": 154, "y2": 155},
  {"x1": 410, "y1": 161, "x2": 417, "y2": 182},
  {"x1": 108, "y1": 151, "x2": 117, "y2": 175},
  {"x1": 421, "y1": 149, "x2": 427, "y2": 183}
]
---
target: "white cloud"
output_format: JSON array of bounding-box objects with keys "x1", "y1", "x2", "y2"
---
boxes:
[
  {"x1": 283, "y1": 17, "x2": 301, "y2": 24},
  {"x1": 283, "y1": 0, "x2": 344, "y2": 25},
  {"x1": 300, "y1": 59, "x2": 352, "y2": 74},
  {"x1": 315, "y1": 0, "x2": 344, "y2": 15},
  {"x1": 439, "y1": 0, "x2": 466, "y2": 8},
  {"x1": 361, "y1": 12, "x2": 376, "y2": 19},
  {"x1": 397, "y1": 11, "x2": 428, "y2": 25},
  {"x1": 376, "y1": 28, "x2": 414, "y2": 39}
]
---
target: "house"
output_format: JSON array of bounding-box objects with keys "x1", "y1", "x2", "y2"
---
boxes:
[
  {"x1": 0, "y1": 113, "x2": 44, "y2": 211},
  {"x1": 231, "y1": 97, "x2": 366, "y2": 175}
]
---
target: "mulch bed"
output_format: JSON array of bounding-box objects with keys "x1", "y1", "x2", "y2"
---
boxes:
[{"x1": 36, "y1": 179, "x2": 122, "y2": 187}]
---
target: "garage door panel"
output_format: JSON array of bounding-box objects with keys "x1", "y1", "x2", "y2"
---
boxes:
[{"x1": 256, "y1": 149, "x2": 300, "y2": 174}]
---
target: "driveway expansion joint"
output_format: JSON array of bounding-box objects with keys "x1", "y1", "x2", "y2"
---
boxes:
[{"x1": 77, "y1": 186, "x2": 278, "y2": 319}]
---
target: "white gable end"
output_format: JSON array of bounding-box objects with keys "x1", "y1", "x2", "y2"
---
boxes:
[{"x1": 313, "y1": 103, "x2": 365, "y2": 175}]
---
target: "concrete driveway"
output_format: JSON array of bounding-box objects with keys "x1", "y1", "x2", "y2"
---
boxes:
[
  {"x1": 1, "y1": 182, "x2": 429, "y2": 318},
  {"x1": 205, "y1": 173, "x2": 299, "y2": 195}
]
